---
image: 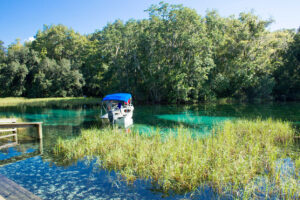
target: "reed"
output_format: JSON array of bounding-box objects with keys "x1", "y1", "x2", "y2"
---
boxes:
[
  {"x1": 0, "y1": 97, "x2": 101, "y2": 107},
  {"x1": 54, "y1": 118, "x2": 299, "y2": 199}
]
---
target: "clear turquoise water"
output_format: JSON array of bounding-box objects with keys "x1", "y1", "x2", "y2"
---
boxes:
[{"x1": 0, "y1": 103, "x2": 299, "y2": 199}]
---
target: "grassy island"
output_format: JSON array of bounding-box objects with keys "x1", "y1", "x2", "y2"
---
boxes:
[{"x1": 54, "y1": 119, "x2": 299, "y2": 199}]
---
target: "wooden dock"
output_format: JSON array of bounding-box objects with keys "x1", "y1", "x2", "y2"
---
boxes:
[
  {"x1": 0, "y1": 119, "x2": 43, "y2": 199},
  {"x1": 0, "y1": 122, "x2": 43, "y2": 139},
  {"x1": 0, "y1": 119, "x2": 43, "y2": 150},
  {"x1": 0, "y1": 174, "x2": 41, "y2": 200}
]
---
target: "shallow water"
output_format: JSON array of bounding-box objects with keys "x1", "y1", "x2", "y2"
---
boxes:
[{"x1": 0, "y1": 102, "x2": 299, "y2": 199}]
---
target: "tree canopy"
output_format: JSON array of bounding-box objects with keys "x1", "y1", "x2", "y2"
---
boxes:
[{"x1": 0, "y1": 2, "x2": 299, "y2": 102}]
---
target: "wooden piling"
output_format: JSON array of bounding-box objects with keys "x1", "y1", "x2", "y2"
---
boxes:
[{"x1": 37, "y1": 123, "x2": 42, "y2": 139}]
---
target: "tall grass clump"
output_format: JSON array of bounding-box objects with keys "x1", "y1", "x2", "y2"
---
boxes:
[{"x1": 54, "y1": 118, "x2": 299, "y2": 199}]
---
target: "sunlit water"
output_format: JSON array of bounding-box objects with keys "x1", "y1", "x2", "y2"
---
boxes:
[{"x1": 0, "y1": 103, "x2": 299, "y2": 199}]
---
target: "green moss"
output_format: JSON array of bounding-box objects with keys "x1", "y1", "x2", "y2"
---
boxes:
[{"x1": 54, "y1": 118, "x2": 299, "y2": 199}]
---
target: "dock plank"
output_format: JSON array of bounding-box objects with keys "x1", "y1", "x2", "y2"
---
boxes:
[
  {"x1": 0, "y1": 174, "x2": 41, "y2": 200},
  {"x1": 0, "y1": 119, "x2": 16, "y2": 123},
  {"x1": 0, "y1": 134, "x2": 17, "y2": 139},
  {"x1": 0, "y1": 142, "x2": 18, "y2": 150},
  {"x1": 0, "y1": 123, "x2": 42, "y2": 129},
  {"x1": 0, "y1": 123, "x2": 43, "y2": 139},
  {"x1": 0, "y1": 129, "x2": 16, "y2": 133}
]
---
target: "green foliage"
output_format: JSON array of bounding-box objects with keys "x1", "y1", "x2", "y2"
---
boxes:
[
  {"x1": 0, "y1": 2, "x2": 298, "y2": 102},
  {"x1": 88, "y1": 3, "x2": 215, "y2": 102},
  {"x1": 274, "y1": 31, "x2": 300, "y2": 100},
  {"x1": 29, "y1": 58, "x2": 84, "y2": 97},
  {"x1": 0, "y1": 38, "x2": 84, "y2": 97},
  {"x1": 31, "y1": 24, "x2": 88, "y2": 62},
  {"x1": 0, "y1": 40, "x2": 5, "y2": 62},
  {"x1": 54, "y1": 119, "x2": 298, "y2": 198},
  {"x1": 0, "y1": 61, "x2": 28, "y2": 96},
  {"x1": 207, "y1": 11, "x2": 282, "y2": 100}
]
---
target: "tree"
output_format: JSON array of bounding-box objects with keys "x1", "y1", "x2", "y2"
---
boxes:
[
  {"x1": 29, "y1": 58, "x2": 84, "y2": 97},
  {"x1": 0, "y1": 2, "x2": 296, "y2": 102},
  {"x1": 274, "y1": 30, "x2": 300, "y2": 100},
  {"x1": 0, "y1": 40, "x2": 5, "y2": 62},
  {"x1": 31, "y1": 24, "x2": 88, "y2": 63},
  {"x1": 207, "y1": 11, "x2": 280, "y2": 101},
  {"x1": 0, "y1": 61, "x2": 28, "y2": 96}
]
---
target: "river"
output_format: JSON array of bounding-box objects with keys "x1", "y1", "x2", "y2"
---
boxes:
[{"x1": 0, "y1": 102, "x2": 299, "y2": 199}]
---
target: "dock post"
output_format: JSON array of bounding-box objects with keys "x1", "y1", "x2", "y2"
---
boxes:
[
  {"x1": 38, "y1": 123, "x2": 43, "y2": 140},
  {"x1": 39, "y1": 139, "x2": 43, "y2": 154}
]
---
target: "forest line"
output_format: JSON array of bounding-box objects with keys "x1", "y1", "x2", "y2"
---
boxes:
[{"x1": 0, "y1": 2, "x2": 299, "y2": 103}]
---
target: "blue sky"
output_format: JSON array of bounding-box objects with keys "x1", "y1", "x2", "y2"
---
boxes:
[{"x1": 1, "y1": 0, "x2": 299, "y2": 46}]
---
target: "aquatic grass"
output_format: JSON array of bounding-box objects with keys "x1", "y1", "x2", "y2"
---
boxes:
[
  {"x1": 0, "y1": 97, "x2": 101, "y2": 107},
  {"x1": 54, "y1": 118, "x2": 299, "y2": 199}
]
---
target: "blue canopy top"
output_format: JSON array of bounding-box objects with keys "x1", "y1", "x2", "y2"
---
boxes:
[{"x1": 102, "y1": 93, "x2": 132, "y2": 102}]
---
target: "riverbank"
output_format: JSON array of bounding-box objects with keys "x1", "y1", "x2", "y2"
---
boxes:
[
  {"x1": 54, "y1": 118, "x2": 299, "y2": 199},
  {"x1": 0, "y1": 97, "x2": 101, "y2": 107}
]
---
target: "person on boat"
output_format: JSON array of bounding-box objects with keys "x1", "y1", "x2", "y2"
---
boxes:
[
  {"x1": 107, "y1": 100, "x2": 112, "y2": 111},
  {"x1": 118, "y1": 102, "x2": 122, "y2": 109},
  {"x1": 107, "y1": 101, "x2": 114, "y2": 123},
  {"x1": 118, "y1": 102, "x2": 123, "y2": 114}
]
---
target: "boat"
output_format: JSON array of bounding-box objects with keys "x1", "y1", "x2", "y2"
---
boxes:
[{"x1": 100, "y1": 93, "x2": 134, "y2": 128}]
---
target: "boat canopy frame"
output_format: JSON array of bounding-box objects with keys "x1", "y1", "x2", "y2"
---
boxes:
[{"x1": 102, "y1": 93, "x2": 132, "y2": 103}]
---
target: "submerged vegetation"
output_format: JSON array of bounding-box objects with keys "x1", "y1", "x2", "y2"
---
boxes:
[
  {"x1": 0, "y1": 97, "x2": 101, "y2": 107},
  {"x1": 54, "y1": 119, "x2": 299, "y2": 199}
]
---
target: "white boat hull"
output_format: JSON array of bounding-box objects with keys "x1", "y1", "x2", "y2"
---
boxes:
[
  {"x1": 116, "y1": 116, "x2": 133, "y2": 128},
  {"x1": 101, "y1": 105, "x2": 134, "y2": 128}
]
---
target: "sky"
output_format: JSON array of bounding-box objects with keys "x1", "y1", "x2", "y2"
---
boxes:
[{"x1": 1, "y1": 0, "x2": 299, "y2": 46}]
